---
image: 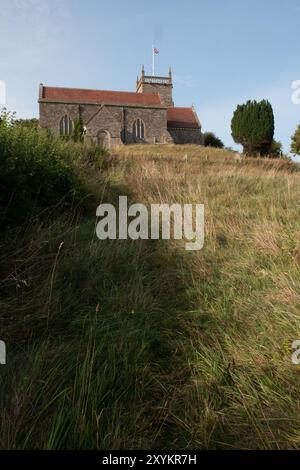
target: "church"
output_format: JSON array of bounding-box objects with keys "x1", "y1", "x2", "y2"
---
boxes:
[{"x1": 38, "y1": 66, "x2": 203, "y2": 149}]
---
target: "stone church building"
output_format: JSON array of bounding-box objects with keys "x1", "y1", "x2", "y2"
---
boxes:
[{"x1": 39, "y1": 66, "x2": 203, "y2": 148}]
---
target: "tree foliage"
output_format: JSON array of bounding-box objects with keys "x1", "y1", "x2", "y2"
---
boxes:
[
  {"x1": 0, "y1": 111, "x2": 104, "y2": 225},
  {"x1": 203, "y1": 132, "x2": 224, "y2": 148},
  {"x1": 73, "y1": 117, "x2": 85, "y2": 142},
  {"x1": 291, "y1": 124, "x2": 300, "y2": 155},
  {"x1": 14, "y1": 118, "x2": 39, "y2": 129},
  {"x1": 268, "y1": 140, "x2": 282, "y2": 158},
  {"x1": 231, "y1": 100, "x2": 274, "y2": 155}
]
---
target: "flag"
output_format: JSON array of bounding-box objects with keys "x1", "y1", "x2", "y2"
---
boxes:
[{"x1": 153, "y1": 47, "x2": 159, "y2": 54}]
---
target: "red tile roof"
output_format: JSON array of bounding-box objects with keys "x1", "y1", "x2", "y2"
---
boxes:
[
  {"x1": 167, "y1": 107, "x2": 200, "y2": 129},
  {"x1": 40, "y1": 86, "x2": 162, "y2": 107}
]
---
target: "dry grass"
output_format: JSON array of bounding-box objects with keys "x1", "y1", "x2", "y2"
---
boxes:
[{"x1": 1, "y1": 143, "x2": 300, "y2": 449}]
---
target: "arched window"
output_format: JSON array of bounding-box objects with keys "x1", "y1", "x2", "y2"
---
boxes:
[
  {"x1": 133, "y1": 119, "x2": 145, "y2": 140},
  {"x1": 59, "y1": 115, "x2": 74, "y2": 136}
]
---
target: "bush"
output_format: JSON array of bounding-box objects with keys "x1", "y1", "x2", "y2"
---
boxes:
[
  {"x1": 0, "y1": 110, "x2": 104, "y2": 225},
  {"x1": 14, "y1": 118, "x2": 39, "y2": 130},
  {"x1": 268, "y1": 140, "x2": 282, "y2": 158},
  {"x1": 203, "y1": 132, "x2": 224, "y2": 148},
  {"x1": 291, "y1": 124, "x2": 300, "y2": 155},
  {"x1": 231, "y1": 99, "x2": 274, "y2": 156}
]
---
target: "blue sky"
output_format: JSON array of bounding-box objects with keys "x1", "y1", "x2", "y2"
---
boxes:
[{"x1": 1, "y1": 0, "x2": 300, "y2": 155}]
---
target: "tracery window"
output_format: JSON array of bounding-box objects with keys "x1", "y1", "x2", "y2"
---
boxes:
[
  {"x1": 133, "y1": 119, "x2": 145, "y2": 140},
  {"x1": 59, "y1": 115, "x2": 74, "y2": 136}
]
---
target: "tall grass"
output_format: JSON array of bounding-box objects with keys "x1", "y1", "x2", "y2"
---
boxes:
[{"x1": 1, "y1": 137, "x2": 300, "y2": 449}]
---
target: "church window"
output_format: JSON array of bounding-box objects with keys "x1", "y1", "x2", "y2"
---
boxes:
[
  {"x1": 59, "y1": 115, "x2": 74, "y2": 136},
  {"x1": 133, "y1": 119, "x2": 145, "y2": 140}
]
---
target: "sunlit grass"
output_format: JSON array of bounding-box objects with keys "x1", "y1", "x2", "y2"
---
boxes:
[{"x1": 1, "y1": 143, "x2": 300, "y2": 449}]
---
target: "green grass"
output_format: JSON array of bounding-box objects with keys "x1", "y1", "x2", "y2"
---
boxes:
[{"x1": 1, "y1": 137, "x2": 300, "y2": 449}]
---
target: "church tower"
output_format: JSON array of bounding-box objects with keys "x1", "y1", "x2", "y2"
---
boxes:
[{"x1": 136, "y1": 65, "x2": 174, "y2": 107}]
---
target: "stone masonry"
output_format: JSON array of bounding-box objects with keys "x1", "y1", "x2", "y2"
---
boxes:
[{"x1": 39, "y1": 67, "x2": 203, "y2": 149}]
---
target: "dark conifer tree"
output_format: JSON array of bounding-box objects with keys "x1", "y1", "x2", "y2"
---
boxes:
[{"x1": 231, "y1": 99, "x2": 274, "y2": 155}]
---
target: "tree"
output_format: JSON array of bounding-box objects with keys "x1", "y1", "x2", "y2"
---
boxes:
[
  {"x1": 291, "y1": 124, "x2": 300, "y2": 155},
  {"x1": 231, "y1": 99, "x2": 274, "y2": 156},
  {"x1": 203, "y1": 132, "x2": 224, "y2": 148}
]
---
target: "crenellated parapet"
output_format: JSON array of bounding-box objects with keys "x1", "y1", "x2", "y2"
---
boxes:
[{"x1": 136, "y1": 66, "x2": 174, "y2": 107}]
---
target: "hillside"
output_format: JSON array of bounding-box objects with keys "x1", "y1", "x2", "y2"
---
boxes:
[{"x1": 1, "y1": 139, "x2": 300, "y2": 449}]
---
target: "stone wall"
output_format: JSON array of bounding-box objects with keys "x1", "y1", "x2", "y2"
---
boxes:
[
  {"x1": 81, "y1": 104, "x2": 124, "y2": 147},
  {"x1": 136, "y1": 82, "x2": 173, "y2": 107},
  {"x1": 39, "y1": 102, "x2": 80, "y2": 134},
  {"x1": 167, "y1": 127, "x2": 203, "y2": 145},
  {"x1": 39, "y1": 101, "x2": 169, "y2": 148},
  {"x1": 124, "y1": 107, "x2": 168, "y2": 144}
]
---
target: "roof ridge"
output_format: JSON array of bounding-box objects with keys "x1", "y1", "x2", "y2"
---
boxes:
[
  {"x1": 169, "y1": 106, "x2": 193, "y2": 110},
  {"x1": 42, "y1": 85, "x2": 160, "y2": 97},
  {"x1": 40, "y1": 86, "x2": 164, "y2": 107}
]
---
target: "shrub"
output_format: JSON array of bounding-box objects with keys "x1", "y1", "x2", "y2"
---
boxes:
[
  {"x1": 14, "y1": 118, "x2": 39, "y2": 130},
  {"x1": 0, "y1": 110, "x2": 104, "y2": 225},
  {"x1": 72, "y1": 117, "x2": 85, "y2": 143},
  {"x1": 268, "y1": 140, "x2": 282, "y2": 158},
  {"x1": 203, "y1": 132, "x2": 224, "y2": 148},
  {"x1": 291, "y1": 124, "x2": 300, "y2": 155}
]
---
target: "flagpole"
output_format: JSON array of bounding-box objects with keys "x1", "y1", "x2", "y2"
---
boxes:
[{"x1": 152, "y1": 45, "x2": 154, "y2": 76}]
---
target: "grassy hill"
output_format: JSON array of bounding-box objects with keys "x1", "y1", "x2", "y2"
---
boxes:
[{"x1": 1, "y1": 134, "x2": 300, "y2": 449}]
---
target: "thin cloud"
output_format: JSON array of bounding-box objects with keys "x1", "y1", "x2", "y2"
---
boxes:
[{"x1": 173, "y1": 74, "x2": 199, "y2": 89}]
